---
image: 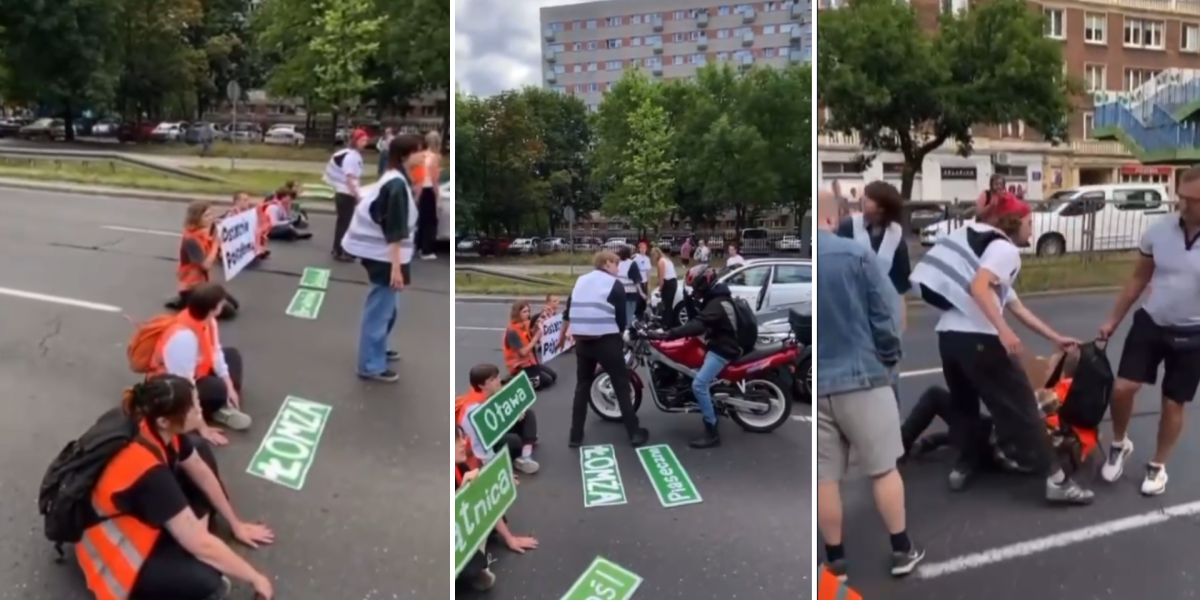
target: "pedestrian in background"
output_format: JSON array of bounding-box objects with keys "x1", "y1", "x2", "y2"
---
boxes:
[
  {"x1": 413, "y1": 130, "x2": 444, "y2": 260},
  {"x1": 814, "y1": 188, "x2": 924, "y2": 580},
  {"x1": 324, "y1": 128, "x2": 370, "y2": 262},
  {"x1": 376, "y1": 127, "x2": 394, "y2": 177}
]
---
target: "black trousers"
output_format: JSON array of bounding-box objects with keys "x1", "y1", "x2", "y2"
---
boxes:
[
  {"x1": 195, "y1": 347, "x2": 244, "y2": 418},
  {"x1": 571, "y1": 334, "x2": 640, "y2": 440},
  {"x1": 660, "y1": 279, "x2": 679, "y2": 328},
  {"x1": 902, "y1": 385, "x2": 992, "y2": 460},
  {"x1": 129, "y1": 434, "x2": 224, "y2": 600},
  {"x1": 493, "y1": 409, "x2": 538, "y2": 457},
  {"x1": 521, "y1": 364, "x2": 558, "y2": 390},
  {"x1": 939, "y1": 331, "x2": 1058, "y2": 476},
  {"x1": 416, "y1": 187, "x2": 439, "y2": 255},
  {"x1": 332, "y1": 192, "x2": 356, "y2": 256},
  {"x1": 455, "y1": 550, "x2": 490, "y2": 589},
  {"x1": 267, "y1": 224, "x2": 311, "y2": 241}
]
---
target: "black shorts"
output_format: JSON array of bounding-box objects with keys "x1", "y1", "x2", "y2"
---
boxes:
[{"x1": 1117, "y1": 309, "x2": 1200, "y2": 403}]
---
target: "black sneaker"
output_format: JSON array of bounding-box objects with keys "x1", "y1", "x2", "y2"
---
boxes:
[
  {"x1": 891, "y1": 546, "x2": 926, "y2": 577},
  {"x1": 629, "y1": 428, "x2": 650, "y2": 447},
  {"x1": 824, "y1": 558, "x2": 848, "y2": 581},
  {"x1": 359, "y1": 370, "x2": 400, "y2": 383},
  {"x1": 386, "y1": 350, "x2": 401, "y2": 363},
  {"x1": 568, "y1": 438, "x2": 584, "y2": 448}
]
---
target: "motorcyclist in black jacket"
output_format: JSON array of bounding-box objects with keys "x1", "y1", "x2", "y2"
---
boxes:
[{"x1": 647, "y1": 265, "x2": 742, "y2": 449}]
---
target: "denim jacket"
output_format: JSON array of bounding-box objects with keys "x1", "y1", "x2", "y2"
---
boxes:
[{"x1": 815, "y1": 229, "x2": 903, "y2": 397}]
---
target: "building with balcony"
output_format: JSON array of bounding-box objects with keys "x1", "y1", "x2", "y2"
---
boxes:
[
  {"x1": 818, "y1": 0, "x2": 1197, "y2": 199},
  {"x1": 540, "y1": 0, "x2": 813, "y2": 110}
]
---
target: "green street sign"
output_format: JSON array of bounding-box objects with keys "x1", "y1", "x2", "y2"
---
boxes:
[
  {"x1": 299, "y1": 267, "x2": 331, "y2": 290},
  {"x1": 559, "y1": 557, "x2": 643, "y2": 600},
  {"x1": 467, "y1": 371, "x2": 537, "y2": 449},
  {"x1": 286, "y1": 288, "x2": 326, "y2": 319},
  {"x1": 636, "y1": 444, "x2": 702, "y2": 508},
  {"x1": 246, "y1": 397, "x2": 333, "y2": 490},
  {"x1": 454, "y1": 447, "x2": 517, "y2": 576},
  {"x1": 579, "y1": 444, "x2": 627, "y2": 508}
]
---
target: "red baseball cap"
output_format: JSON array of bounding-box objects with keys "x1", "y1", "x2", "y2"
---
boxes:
[{"x1": 351, "y1": 129, "x2": 370, "y2": 144}]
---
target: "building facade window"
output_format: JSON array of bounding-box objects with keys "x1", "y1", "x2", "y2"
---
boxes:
[
  {"x1": 1084, "y1": 13, "x2": 1106, "y2": 44},
  {"x1": 1044, "y1": 9, "x2": 1065, "y2": 39}
]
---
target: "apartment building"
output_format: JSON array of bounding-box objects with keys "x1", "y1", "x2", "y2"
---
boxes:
[
  {"x1": 540, "y1": 0, "x2": 813, "y2": 109},
  {"x1": 818, "y1": 0, "x2": 1194, "y2": 199}
]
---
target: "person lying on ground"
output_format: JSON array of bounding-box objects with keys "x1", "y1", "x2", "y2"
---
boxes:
[
  {"x1": 164, "y1": 201, "x2": 238, "y2": 320},
  {"x1": 455, "y1": 425, "x2": 497, "y2": 593},
  {"x1": 901, "y1": 386, "x2": 1027, "y2": 473},
  {"x1": 153, "y1": 283, "x2": 251, "y2": 445},
  {"x1": 504, "y1": 301, "x2": 557, "y2": 391},
  {"x1": 80, "y1": 375, "x2": 274, "y2": 600},
  {"x1": 456, "y1": 364, "x2": 540, "y2": 475}
]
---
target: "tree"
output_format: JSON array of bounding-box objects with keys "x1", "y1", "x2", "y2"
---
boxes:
[
  {"x1": 743, "y1": 63, "x2": 812, "y2": 230},
  {"x1": 603, "y1": 97, "x2": 677, "y2": 233},
  {"x1": 455, "y1": 91, "x2": 545, "y2": 235},
  {"x1": 817, "y1": 0, "x2": 1074, "y2": 198},
  {"x1": 308, "y1": 0, "x2": 384, "y2": 128},
  {"x1": 377, "y1": 0, "x2": 450, "y2": 130},
  {"x1": 114, "y1": 0, "x2": 204, "y2": 120},
  {"x1": 521, "y1": 87, "x2": 596, "y2": 231},
  {"x1": 593, "y1": 69, "x2": 669, "y2": 229}
]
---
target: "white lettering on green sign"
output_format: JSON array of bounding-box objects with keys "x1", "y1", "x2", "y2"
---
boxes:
[
  {"x1": 246, "y1": 397, "x2": 332, "y2": 490},
  {"x1": 559, "y1": 557, "x2": 643, "y2": 600},
  {"x1": 285, "y1": 289, "x2": 325, "y2": 320},
  {"x1": 299, "y1": 267, "x2": 331, "y2": 290},
  {"x1": 454, "y1": 448, "x2": 517, "y2": 576},
  {"x1": 635, "y1": 444, "x2": 702, "y2": 508},
  {"x1": 468, "y1": 371, "x2": 538, "y2": 448},
  {"x1": 579, "y1": 444, "x2": 627, "y2": 508}
]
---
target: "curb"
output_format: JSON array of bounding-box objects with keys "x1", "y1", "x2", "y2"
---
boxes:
[
  {"x1": 0, "y1": 180, "x2": 335, "y2": 214},
  {"x1": 456, "y1": 286, "x2": 1124, "y2": 305}
]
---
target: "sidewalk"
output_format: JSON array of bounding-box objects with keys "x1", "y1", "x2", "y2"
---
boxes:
[{"x1": 0, "y1": 177, "x2": 335, "y2": 212}]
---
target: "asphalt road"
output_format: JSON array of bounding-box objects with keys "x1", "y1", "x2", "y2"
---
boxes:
[
  {"x1": 455, "y1": 302, "x2": 812, "y2": 600},
  {"x1": 0, "y1": 188, "x2": 451, "y2": 599},
  {"x1": 830, "y1": 292, "x2": 1200, "y2": 599}
]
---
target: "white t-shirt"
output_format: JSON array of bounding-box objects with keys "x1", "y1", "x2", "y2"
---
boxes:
[
  {"x1": 1139, "y1": 217, "x2": 1200, "y2": 327},
  {"x1": 266, "y1": 203, "x2": 289, "y2": 227},
  {"x1": 323, "y1": 149, "x2": 364, "y2": 195},
  {"x1": 934, "y1": 235, "x2": 1022, "y2": 335},
  {"x1": 726, "y1": 255, "x2": 746, "y2": 267}
]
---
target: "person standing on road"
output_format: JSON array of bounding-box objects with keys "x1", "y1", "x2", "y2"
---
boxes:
[
  {"x1": 634, "y1": 241, "x2": 653, "y2": 319},
  {"x1": 725, "y1": 243, "x2": 746, "y2": 268},
  {"x1": 652, "y1": 248, "x2": 680, "y2": 327},
  {"x1": 325, "y1": 128, "x2": 370, "y2": 262},
  {"x1": 341, "y1": 134, "x2": 424, "y2": 383},
  {"x1": 814, "y1": 189, "x2": 924, "y2": 579},
  {"x1": 557, "y1": 251, "x2": 649, "y2": 449},
  {"x1": 615, "y1": 245, "x2": 643, "y2": 328},
  {"x1": 909, "y1": 193, "x2": 1091, "y2": 504},
  {"x1": 693, "y1": 239, "x2": 711, "y2": 265},
  {"x1": 681, "y1": 237, "x2": 694, "y2": 267},
  {"x1": 376, "y1": 127, "x2": 394, "y2": 177},
  {"x1": 1098, "y1": 167, "x2": 1200, "y2": 496},
  {"x1": 412, "y1": 130, "x2": 443, "y2": 260}
]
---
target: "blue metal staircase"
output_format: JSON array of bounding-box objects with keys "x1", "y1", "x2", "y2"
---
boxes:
[{"x1": 1093, "y1": 68, "x2": 1200, "y2": 163}]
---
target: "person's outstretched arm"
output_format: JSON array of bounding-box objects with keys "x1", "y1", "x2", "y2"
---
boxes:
[{"x1": 861, "y1": 252, "x2": 902, "y2": 367}]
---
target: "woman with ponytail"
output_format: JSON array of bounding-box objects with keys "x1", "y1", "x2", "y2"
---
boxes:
[{"x1": 79, "y1": 375, "x2": 276, "y2": 600}]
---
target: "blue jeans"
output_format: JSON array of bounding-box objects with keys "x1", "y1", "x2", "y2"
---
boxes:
[
  {"x1": 377, "y1": 151, "x2": 389, "y2": 177},
  {"x1": 625, "y1": 299, "x2": 638, "y2": 329},
  {"x1": 358, "y1": 283, "x2": 399, "y2": 375},
  {"x1": 692, "y1": 352, "x2": 729, "y2": 425}
]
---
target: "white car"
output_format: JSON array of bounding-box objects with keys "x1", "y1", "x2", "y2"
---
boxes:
[
  {"x1": 604, "y1": 237, "x2": 629, "y2": 249},
  {"x1": 650, "y1": 257, "x2": 813, "y2": 324},
  {"x1": 264, "y1": 124, "x2": 306, "y2": 146},
  {"x1": 151, "y1": 122, "x2": 187, "y2": 142},
  {"x1": 438, "y1": 181, "x2": 453, "y2": 242},
  {"x1": 775, "y1": 235, "x2": 802, "y2": 251},
  {"x1": 510, "y1": 238, "x2": 537, "y2": 253},
  {"x1": 920, "y1": 184, "x2": 1172, "y2": 256}
]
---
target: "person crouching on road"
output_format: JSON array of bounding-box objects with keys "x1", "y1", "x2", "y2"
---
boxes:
[
  {"x1": 813, "y1": 189, "x2": 923, "y2": 579},
  {"x1": 342, "y1": 134, "x2": 424, "y2": 383},
  {"x1": 456, "y1": 364, "x2": 540, "y2": 475},
  {"x1": 455, "y1": 425, "x2": 497, "y2": 593},
  {"x1": 80, "y1": 375, "x2": 275, "y2": 600},
  {"x1": 153, "y1": 283, "x2": 251, "y2": 447},
  {"x1": 645, "y1": 265, "x2": 741, "y2": 449},
  {"x1": 615, "y1": 245, "x2": 643, "y2": 329},
  {"x1": 260, "y1": 187, "x2": 313, "y2": 242},
  {"x1": 165, "y1": 201, "x2": 238, "y2": 320},
  {"x1": 909, "y1": 194, "x2": 1089, "y2": 504},
  {"x1": 504, "y1": 301, "x2": 558, "y2": 390}
]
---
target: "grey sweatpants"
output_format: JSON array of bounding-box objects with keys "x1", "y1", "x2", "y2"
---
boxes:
[{"x1": 817, "y1": 385, "x2": 904, "y2": 482}]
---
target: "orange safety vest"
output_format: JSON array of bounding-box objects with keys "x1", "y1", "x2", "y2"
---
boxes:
[
  {"x1": 255, "y1": 202, "x2": 275, "y2": 251},
  {"x1": 76, "y1": 419, "x2": 180, "y2": 600},
  {"x1": 149, "y1": 312, "x2": 218, "y2": 379},
  {"x1": 503, "y1": 323, "x2": 537, "y2": 374},
  {"x1": 817, "y1": 567, "x2": 862, "y2": 600},
  {"x1": 410, "y1": 152, "x2": 440, "y2": 187},
  {"x1": 454, "y1": 389, "x2": 486, "y2": 469},
  {"x1": 177, "y1": 227, "x2": 214, "y2": 291}
]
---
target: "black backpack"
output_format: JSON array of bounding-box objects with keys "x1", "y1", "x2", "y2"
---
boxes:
[
  {"x1": 727, "y1": 297, "x2": 759, "y2": 354},
  {"x1": 1057, "y1": 341, "x2": 1114, "y2": 429},
  {"x1": 38, "y1": 408, "x2": 163, "y2": 561}
]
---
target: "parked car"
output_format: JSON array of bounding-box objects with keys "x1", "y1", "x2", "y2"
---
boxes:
[
  {"x1": 476, "y1": 238, "x2": 512, "y2": 257},
  {"x1": 651, "y1": 257, "x2": 813, "y2": 325},
  {"x1": 184, "y1": 123, "x2": 221, "y2": 145},
  {"x1": 509, "y1": 238, "x2": 537, "y2": 254},
  {"x1": 740, "y1": 228, "x2": 772, "y2": 256},
  {"x1": 223, "y1": 122, "x2": 262, "y2": 142},
  {"x1": 657, "y1": 235, "x2": 676, "y2": 252},
  {"x1": 117, "y1": 121, "x2": 156, "y2": 144},
  {"x1": 438, "y1": 180, "x2": 453, "y2": 242},
  {"x1": 457, "y1": 237, "x2": 479, "y2": 252},
  {"x1": 0, "y1": 117, "x2": 29, "y2": 138},
  {"x1": 18, "y1": 118, "x2": 63, "y2": 140},
  {"x1": 265, "y1": 124, "x2": 306, "y2": 146},
  {"x1": 604, "y1": 237, "x2": 629, "y2": 250},
  {"x1": 150, "y1": 122, "x2": 188, "y2": 142},
  {"x1": 574, "y1": 237, "x2": 602, "y2": 251},
  {"x1": 775, "y1": 235, "x2": 803, "y2": 252},
  {"x1": 91, "y1": 118, "x2": 121, "y2": 136},
  {"x1": 540, "y1": 237, "x2": 569, "y2": 252},
  {"x1": 919, "y1": 184, "x2": 1172, "y2": 256}
]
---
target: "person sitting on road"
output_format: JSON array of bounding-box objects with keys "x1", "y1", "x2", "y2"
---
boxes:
[
  {"x1": 456, "y1": 363, "x2": 540, "y2": 475},
  {"x1": 153, "y1": 283, "x2": 251, "y2": 446},
  {"x1": 260, "y1": 187, "x2": 313, "y2": 242},
  {"x1": 504, "y1": 301, "x2": 557, "y2": 391},
  {"x1": 80, "y1": 375, "x2": 275, "y2": 600},
  {"x1": 455, "y1": 425, "x2": 497, "y2": 593},
  {"x1": 164, "y1": 201, "x2": 238, "y2": 320},
  {"x1": 645, "y1": 265, "x2": 742, "y2": 449},
  {"x1": 530, "y1": 293, "x2": 559, "y2": 332}
]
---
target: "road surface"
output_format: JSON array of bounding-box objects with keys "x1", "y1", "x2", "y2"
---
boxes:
[
  {"x1": 455, "y1": 302, "x2": 811, "y2": 599},
  {"x1": 0, "y1": 188, "x2": 450, "y2": 599},
  {"x1": 831, "y1": 292, "x2": 1200, "y2": 599}
]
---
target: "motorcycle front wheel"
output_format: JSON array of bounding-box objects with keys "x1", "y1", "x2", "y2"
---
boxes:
[
  {"x1": 729, "y1": 372, "x2": 793, "y2": 433},
  {"x1": 588, "y1": 373, "x2": 644, "y2": 421}
]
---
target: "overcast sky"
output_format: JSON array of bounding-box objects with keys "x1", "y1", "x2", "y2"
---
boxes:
[{"x1": 456, "y1": 0, "x2": 592, "y2": 97}]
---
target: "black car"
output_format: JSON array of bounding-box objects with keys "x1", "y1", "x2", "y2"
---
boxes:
[{"x1": 0, "y1": 118, "x2": 27, "y2": 138}]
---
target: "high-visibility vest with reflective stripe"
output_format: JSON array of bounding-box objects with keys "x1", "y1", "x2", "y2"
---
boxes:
[
  {"x1": 77, "y1": 420, "x2": 179, "y2": 600},
  {"x1": 567, "y1": 269, "x2": 621, "y2": 336},
  {"x1": 149, "y1": 313, "x2": 218, "y2": 379},
  {"x1": 817, "y1": 567, "x2": 862, "y2": 600},
  {"x1": 851, "y1": 214, "x2": 903, "y2": 275},
  {"x1": 616, "y1": 260, "x2": 638, "y2": 293},
  {"x1": 341, "y1": 169, "x2": 417, "y2": 263},
  {"x1": 909, "y1": 223, "x2": 1016, "y2": 314},
  {"x1": 503, "y1": 323, "x2": 536, "y2": 374},
  {"x1": 177, "y1": 227, "x2": 214, "y2": 291}
]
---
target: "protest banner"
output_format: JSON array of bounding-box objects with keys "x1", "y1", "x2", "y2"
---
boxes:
[
  {"x1": 536, "y1": 312, "x2": 575, "y2": 363},
  {"x1": 218, "y1": 209, "x2": 258, "y2": 280}
]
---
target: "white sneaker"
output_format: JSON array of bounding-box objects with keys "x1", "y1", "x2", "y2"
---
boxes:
[
  {"x1": 420, "y1": 253, "x2": 438, "y2": 260},
  {"x1": 513, "y1": 457, "x2": 540, "y2": 474},
  {"x1": 213, "y1": 407, "x2": 252, "y2": 431},
  {"x1": 1141, "y1": 463, "x2": 1169, "y2": 496},
  {"x1": 1100, "y1": 439, "x2": 1134, "y2": 482}
]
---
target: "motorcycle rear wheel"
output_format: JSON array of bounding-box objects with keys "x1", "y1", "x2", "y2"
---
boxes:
[
  {"x1": 729, "y1": 372, "x2": 793, "y2": 433},
  {"x1": 588, "y1": 373, "x2": 645, "y2": 421}
]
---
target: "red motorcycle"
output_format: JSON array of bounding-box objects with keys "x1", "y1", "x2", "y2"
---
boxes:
[{"x1": 589, "y1": 320, "x2": 798, "y2": 433}]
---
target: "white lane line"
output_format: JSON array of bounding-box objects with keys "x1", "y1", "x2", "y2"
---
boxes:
[
  {"x1": 791, "y1": 415, "x2": 812, "y2": 423},
  {"x1": 917, "y1": 500, "x2": 1200, "y2": 579},
  {"x1": 0, "y1": 286, "x2": 122, "y2": 312},
  {"x1": 456, "y1": 326, "x2": 506, "y2": 331},
  {"x1": 900, "y1": 367, "x2": 943, "y2": 379},
  {"x1": 102, "y1": 225, "x2": 177, "y2": 237}
]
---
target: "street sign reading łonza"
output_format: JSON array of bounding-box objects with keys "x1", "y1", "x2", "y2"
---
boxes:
[
  {"x1": 468, "y1": 371, "x2": 537, "y2": 449},
  {"x1": 454, "y1": 448, "x2": 517, "y2": 576},
  {"x1": 580, "y1": 444, "x2": 628, "y2": 508},
  {"x1": 246, "y1": 396, "x2": 333, "y2": 490}
]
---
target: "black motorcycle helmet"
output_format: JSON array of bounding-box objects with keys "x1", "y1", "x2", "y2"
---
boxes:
[{"x1": 686, "y1": 265, "x2": 718, "y2": 299}]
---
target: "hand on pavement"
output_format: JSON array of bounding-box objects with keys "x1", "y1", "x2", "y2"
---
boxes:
[
  {"x1": 233, "y1": 521, "x2": 276, "y2": 549},
  {"x1": 201, "y1": 426, "x2": 229, "y2": 447},
  {"x1": 251, "y1": 574, "x2": 274, "y2": 600},
  {"x1": 506, "y1": 535, "x2": 539, "y2": 554}
]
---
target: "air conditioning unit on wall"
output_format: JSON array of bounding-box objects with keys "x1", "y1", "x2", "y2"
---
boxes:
[{"x1": 992, "y1": 152, "x2": 1011, "y2": 165}]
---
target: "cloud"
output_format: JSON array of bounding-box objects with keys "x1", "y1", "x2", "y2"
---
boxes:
[{"x1": 455, "y1": 0, "x2": 593, "y2": 96}]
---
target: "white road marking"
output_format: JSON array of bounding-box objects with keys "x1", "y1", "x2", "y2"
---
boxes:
[
  {"x1": 791, "y1": 415, "x2": 812, "y2": 423},
  {"x1": 456, "y1": 326, "x2": 506, "y2": 331},
  {"x1": 917, "y1": 499, "x2": 1200, "y2": 579},
  {"x1": 0, "y1": 286, "x2": 122, "y2": 312},
  {"x1": 102, "y1": 225, "x2": 177, "y2": 237},
  {"x1": 900, "y1": 367, "x2": 944, "y2": 379}
]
